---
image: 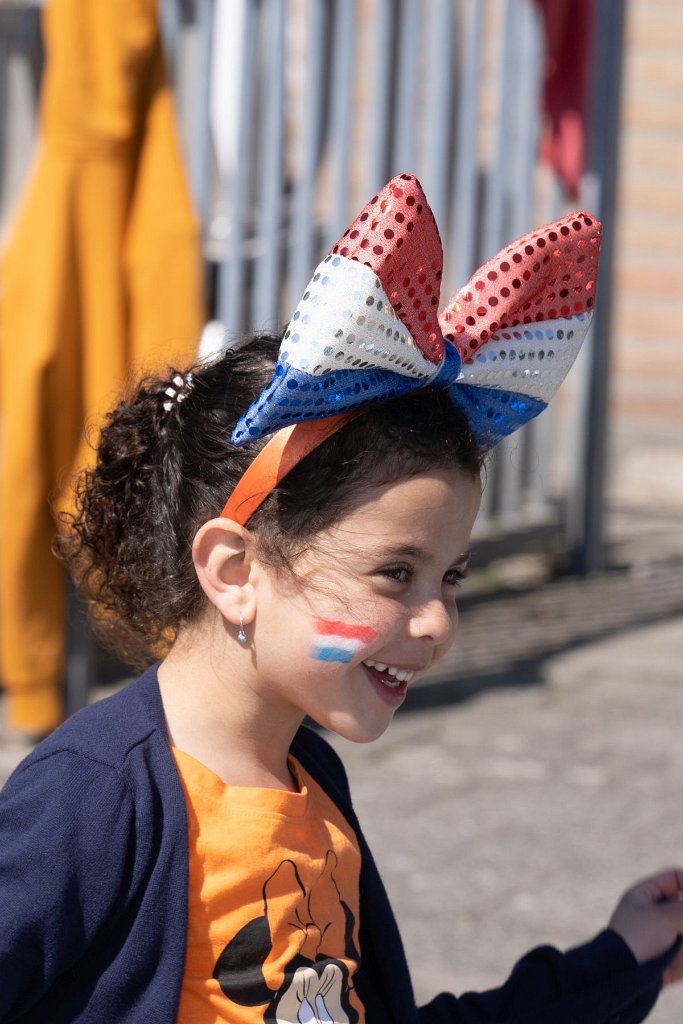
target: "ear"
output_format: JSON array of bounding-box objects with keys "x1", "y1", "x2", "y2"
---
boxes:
[{"x1": 192, "y1": 518, "x2": 257, "y2": 628}]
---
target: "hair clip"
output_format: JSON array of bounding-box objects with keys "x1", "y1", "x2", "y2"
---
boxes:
[{"x1": 162, "y1": 372, "x2": 194, "y2": 413}]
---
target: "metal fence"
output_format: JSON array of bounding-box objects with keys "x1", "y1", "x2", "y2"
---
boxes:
[
  {"x1": 168, "y1": 0, "x2": 574, "y2": 536},
  {"x1": 1, "y1": 0, "x2": 624, "y2": 566}
]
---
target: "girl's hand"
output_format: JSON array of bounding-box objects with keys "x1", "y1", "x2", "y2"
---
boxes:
[{"x1": 608, "y1": 868, "x2": 683, "y2": 985}]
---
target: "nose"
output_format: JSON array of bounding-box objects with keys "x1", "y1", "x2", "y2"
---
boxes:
[{"x1": 409, "y1": 596, "x2": 458, "y2": 648}]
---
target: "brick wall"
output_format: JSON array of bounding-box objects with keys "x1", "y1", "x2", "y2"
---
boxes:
[{"x1": 608, "y1": 0, "x2": 683, "y2": 509}]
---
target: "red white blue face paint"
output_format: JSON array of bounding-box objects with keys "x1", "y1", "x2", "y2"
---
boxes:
[{"x1": 310, "y1": 620, "x2": 378, "y2": 664}]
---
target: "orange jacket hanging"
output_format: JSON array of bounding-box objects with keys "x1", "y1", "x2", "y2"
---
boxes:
[{"x1": 0, "y1": 0, "x2": 205, "y2": 734}]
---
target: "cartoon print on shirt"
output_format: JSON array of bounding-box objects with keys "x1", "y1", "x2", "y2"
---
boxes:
[{"x1": 213, "y1": 851, "x2": 360, "y2": 1023}]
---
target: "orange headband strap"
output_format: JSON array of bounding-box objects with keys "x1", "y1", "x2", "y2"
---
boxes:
[{"x1": 221, "y1": 410, "x2": 359, "y2": 526}]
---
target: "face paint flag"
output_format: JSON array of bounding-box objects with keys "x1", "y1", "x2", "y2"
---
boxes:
[{"x1": 311, "y1": 621, "x2": 378, "y2": 663}]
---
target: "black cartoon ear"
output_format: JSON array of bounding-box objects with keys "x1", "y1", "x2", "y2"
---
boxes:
[
  {"x1": 340, "y1": 897, "x2": 359, "y2": 965},
  {"x1": 320, "y1": 850, "x2": 359, "y2": 965},
  {"x1": 213, "y1": 915, "x2": 273, "y2": 1006},
  {"x1": 213, "y1": 859, "x2": 307, "y2": 1005}
]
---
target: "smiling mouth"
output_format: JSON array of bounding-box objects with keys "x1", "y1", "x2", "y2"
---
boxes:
[{"x1": 362, "y1": 659, "x2": 415, "y2": 688}]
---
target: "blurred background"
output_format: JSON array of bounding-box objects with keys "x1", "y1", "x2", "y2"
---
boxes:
[{"x1": 1, "y1": 0, "x2": 682, "y2": 1018}]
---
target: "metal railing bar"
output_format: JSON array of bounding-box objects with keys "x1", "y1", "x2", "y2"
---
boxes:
[
  {"x1": 363, "y1": 0, "x2": 393, "y2": 202},
  {"x1": 159, "y1": 0, "x2": 182, "y2": 87},
  {"x1": 422, "y1": 0, "x2": 454, "y2": 232},
  {"x1": 567, "y1": 0, "x2": 627, "y2": 572},
  {"x1": 253, "y1": 0, "x2": 287, "y2": 331},
  {"x1": 0, "y1": 31, "x2": 13, "y2": 230},
  {"x1": 216, "y1": 0, "x2": 258, "y2": 335},
  {"x1": 478, "y1": 0, "x2": 517, "y2": 521},
  {"x1": 325, "y1": 0, "x2": 357, "y2": 248},
  {"x1": 185, "y1": 0, "x2": 215, "y2": 228},
  {"x1": 0, "y1": 8, "x2": 42, "y2": 234},
  {"x1": 482, "y1": 0, "x2": 517, "y2": 262},
  {"x1": 513, "y1": 2, "x2": 551, "y2": 514},
  {"x1": 510, "y1": 0, "x2": 541, "y2": 238},
  {"x1": 289, "y1": 0, "x2": 328, "y2": 306},
  {"x1": 392, "y1": 0, "x2": 420, "y2": 175},
  {"x1": 526, "y1": 172, "x2": 568, "y2": 512},
  {"x1": 446, "y1": 0, "x2": 484, "y2": 293},
  {"x1": 496, "y1": 0, "x2": 543, "y2": 520}
]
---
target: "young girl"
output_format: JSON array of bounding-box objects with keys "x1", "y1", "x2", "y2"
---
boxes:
[{"x1": 1, "y1": 174, "x2": 682, "y2": 1024}]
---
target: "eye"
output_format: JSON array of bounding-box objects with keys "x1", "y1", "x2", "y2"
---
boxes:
[
  {"x1": 378, "y1": 564, "x2": 413, "y2": 584},
  {"x1": 443, "y1": 567, "x2": 468, "y2": 588}
]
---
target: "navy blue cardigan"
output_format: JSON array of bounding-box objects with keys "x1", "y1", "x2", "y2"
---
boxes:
[{"x1": 0, "y1": 664, "x2": 676, "y2": 1023}]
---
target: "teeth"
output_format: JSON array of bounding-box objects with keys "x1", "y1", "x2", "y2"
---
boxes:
[{"x1": 363, "y1": 659, "x2": 414, "y2": 684}]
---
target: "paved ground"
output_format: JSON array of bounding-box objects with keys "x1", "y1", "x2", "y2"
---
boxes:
[{"x1": 1, "y1": 504, "x2": 682, "y2": 1022}]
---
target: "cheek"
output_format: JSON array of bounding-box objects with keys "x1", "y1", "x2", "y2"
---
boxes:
[{"x1": 308, "y1": 618, "x2": 379, "y2": 665}]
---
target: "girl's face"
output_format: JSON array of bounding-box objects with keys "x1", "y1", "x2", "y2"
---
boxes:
[{"x1": 250, "y1": 466, "x2": 481, "y2": 743}]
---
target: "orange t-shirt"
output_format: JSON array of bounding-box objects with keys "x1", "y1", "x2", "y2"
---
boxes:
[{"x1": 172, "y1": 749, "x2": 366, "y2": 1024}]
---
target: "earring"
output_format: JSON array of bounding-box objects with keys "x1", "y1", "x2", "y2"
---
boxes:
[{"x1": 237, "y1": 614, "x2": 248, "y2": 645}]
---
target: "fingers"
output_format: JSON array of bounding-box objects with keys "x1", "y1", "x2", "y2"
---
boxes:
[
  {"x1": 655, "y1": 868, "x2": 683, "y2": 900},
  {"x1": 609, "y1": 869, "x2": 683, "y2": 969},
  {"x1": 633, "y1": 868, "x2": 683, "y2": 904}
]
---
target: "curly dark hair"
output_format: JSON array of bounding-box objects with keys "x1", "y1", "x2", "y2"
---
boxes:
[{"x1": 55, "y1": 333, "x2": 483, "y2": 669}]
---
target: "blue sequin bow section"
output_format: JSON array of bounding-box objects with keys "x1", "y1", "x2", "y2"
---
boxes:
[{"x1": 232, "y1": 174, "x2": 601, "y2": 450}]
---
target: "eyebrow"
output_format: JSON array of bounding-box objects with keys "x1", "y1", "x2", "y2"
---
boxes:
[{"x1": 375, "y1": 544, "x2": 472, "y2": 567}]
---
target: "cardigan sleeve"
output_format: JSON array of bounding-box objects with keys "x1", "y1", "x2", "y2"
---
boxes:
[
  {"x1": 0, "y1": 749, "x2": 135, "y2": 1020},
  {"x1": 418, "y1": 929, "x2": 681, "y2": 1024}
]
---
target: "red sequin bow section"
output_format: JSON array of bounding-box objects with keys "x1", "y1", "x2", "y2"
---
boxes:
[{"x1": 232, "y1": 173, "x2": 601, "y2": 450}]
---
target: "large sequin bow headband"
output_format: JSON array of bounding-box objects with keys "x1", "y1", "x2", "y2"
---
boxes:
[{"x1": 223, "y1": 173, "x2": 601, "y2": 525}]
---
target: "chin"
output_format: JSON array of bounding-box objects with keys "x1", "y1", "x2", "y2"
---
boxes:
[{"x1": 319, "y1": 711, "x2": 394, "y2": 745}]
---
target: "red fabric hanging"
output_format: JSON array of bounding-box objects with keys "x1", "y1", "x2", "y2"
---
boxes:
[{"x1": 535, "y1": 0, "x2": 594, "y2": 199}]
